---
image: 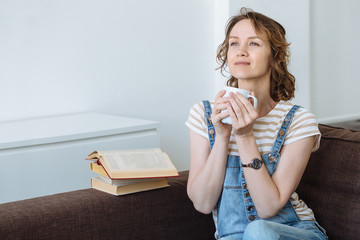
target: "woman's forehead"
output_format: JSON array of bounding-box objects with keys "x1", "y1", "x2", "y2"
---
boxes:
[
  {"x1": 229, "y1": 20, "x2": 268, "y2": 41},
  {"x1": 230, "y1": 19, "x2": 256, "y2": 36}
]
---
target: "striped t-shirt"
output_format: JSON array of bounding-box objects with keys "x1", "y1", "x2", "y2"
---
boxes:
[{"x1": 185, "y1": 100, "x2": 321, "y2": 221}]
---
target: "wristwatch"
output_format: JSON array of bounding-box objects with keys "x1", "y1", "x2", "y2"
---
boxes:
[{"x1": 241, "y1": 158, "x2": 263, "y2": 170}]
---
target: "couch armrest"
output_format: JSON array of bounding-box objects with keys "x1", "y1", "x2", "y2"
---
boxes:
[
  {"x1": 0, "y1": 171, "x2": 214, "y2": 240},
  {"x1": 297, "y1": 124, "x2": 360, "y2": 240}
]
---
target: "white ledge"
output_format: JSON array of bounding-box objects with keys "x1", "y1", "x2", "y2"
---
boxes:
[{"x1": 0, "y1": 112, "x2": 160, "y2": 150}]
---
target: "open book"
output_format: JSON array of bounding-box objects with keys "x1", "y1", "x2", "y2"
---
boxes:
[{"x1": 86, "y1": 148, "x2": 179, "y2": 179}]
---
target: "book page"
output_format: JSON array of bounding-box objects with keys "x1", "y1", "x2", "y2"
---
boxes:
[
  {"x1": 96, "y1": 175, "x2": 166, "y2": 186},
  {"x1": 101, "y1": 150, "x2": 174, "y2": 172}
]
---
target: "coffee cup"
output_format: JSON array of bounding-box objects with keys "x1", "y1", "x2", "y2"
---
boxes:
[{"x1": 221, "y1": 86, "x2": 258, "y2": 125}]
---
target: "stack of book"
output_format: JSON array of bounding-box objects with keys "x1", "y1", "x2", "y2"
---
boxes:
[{"x1": 86, "y1": 148, "x2": 179, "y2": 196}]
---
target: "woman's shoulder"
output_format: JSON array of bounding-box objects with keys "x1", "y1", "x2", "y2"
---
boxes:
[
  {"x1": 278, "y1": 101, "x2": 320, "y2": 151},
  {"x1": 275, "y1": 101, "x2": 317, "y2": 121},
  {"x1": 185, "y1": 100, "x2": 214, "y2": 139},
  {"x1": 289, "y1": 103, "x2": 318, "y2": 126},
  {"x1": 188, "y1": 100, "x2": 215, "y2": 115}
]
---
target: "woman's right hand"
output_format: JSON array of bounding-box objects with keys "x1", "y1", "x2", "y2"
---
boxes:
[{"x1": 211, "y1": 89, "x2": 232, "y2": 138}]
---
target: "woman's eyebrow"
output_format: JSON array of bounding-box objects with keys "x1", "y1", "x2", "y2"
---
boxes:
[{"x1": 229, "y1": 36, "x2": 261, "y2": 40}]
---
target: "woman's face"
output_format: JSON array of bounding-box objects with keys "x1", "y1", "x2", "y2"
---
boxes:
[{"x1": 227, "y1": 19, "x2": 272, "y2": 83}]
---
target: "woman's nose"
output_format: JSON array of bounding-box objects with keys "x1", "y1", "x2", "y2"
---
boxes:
[{"x1": 237, "y1": 45, "x2": 248, "y2": 57}]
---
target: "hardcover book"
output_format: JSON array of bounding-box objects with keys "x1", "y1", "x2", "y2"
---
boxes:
[{"x1": 86, "y1": 148, "x2": 179, "y2": 179}]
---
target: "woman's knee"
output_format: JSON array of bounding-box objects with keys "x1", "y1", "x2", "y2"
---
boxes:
[{"x1": 243, "y1": 220, "x2": 280, "y2": 240}]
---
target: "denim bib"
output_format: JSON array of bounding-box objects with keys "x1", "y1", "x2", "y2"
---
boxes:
[{"x1": 203, "y1": 100, "x2": 301, "y2": 239}]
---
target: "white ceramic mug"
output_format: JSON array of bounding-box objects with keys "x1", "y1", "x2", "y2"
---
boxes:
[{"x1": 221, "y1": 86, "x2": 258, "y2": 125}]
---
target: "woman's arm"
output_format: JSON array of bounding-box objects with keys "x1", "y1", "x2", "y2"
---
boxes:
[
  {"x1": 236, "y1": 134, "x2": 315, "y2": 219},
  {"x1": 228, "y1": 92, "x2": 316, "y2": 218},
  {"x1": 187, "y1": 90, "x2": 232, "y2": 214},
  {"x1": 187, "y1": 130, "x2": 229, "y2": 214}
]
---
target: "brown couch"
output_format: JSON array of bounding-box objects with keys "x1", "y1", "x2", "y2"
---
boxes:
[{"x1": 0, "y1": 124, "x2": 359, "y2": 240}]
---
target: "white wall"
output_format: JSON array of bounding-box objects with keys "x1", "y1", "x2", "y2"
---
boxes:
[
  {"x1": 0, "y1": 0, "x2": 215, "y2": 171},
  {"x1": 1, "y1": 0, "x2": 359, "y2": 177},
  {"x1": 213, "y1": 0, "x2": 230, "y2": 93},
  {"x1": 310, "y1": 0, "x2": 360, "y2": 123}
]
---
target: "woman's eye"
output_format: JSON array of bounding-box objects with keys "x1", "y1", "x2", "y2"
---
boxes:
[
  {"x1": 230, "y1": 42, "x2": 238, "y2": 46},
  {"x1": 250, "y1": 42, "x2": 259, "y2": 46}
]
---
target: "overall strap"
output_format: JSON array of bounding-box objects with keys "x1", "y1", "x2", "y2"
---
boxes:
[
  {"x1": 268, "y1": 105, "x2": 301, "y2": 161},
  {"x1": 202, "y1": 100, "x2": 216, "y2": 150}
]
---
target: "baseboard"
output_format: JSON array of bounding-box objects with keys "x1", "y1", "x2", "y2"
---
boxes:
[{"x1": 318, "y1": 113, "x2": 360, "y2": 124}]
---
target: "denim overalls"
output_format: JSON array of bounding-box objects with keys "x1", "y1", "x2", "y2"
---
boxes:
[{"x1": 202, "y1": 100, "x2": 305, "y2": 239}]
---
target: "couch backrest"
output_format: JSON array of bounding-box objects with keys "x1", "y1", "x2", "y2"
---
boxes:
[{"x1": 296, "y1": 124, "x2": 360, "y2": 240}]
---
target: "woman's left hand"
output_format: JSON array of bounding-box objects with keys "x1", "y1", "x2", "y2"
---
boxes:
[{"x1": 227, "y1": 92, "x2": 259, "y2": 137}]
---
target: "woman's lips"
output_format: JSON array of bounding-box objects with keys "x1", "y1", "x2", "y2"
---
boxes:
[{"x1": 235, "y1": 61, "x2": 250, "y2": 65}]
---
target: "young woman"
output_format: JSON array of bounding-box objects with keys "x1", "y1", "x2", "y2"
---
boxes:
[{"x1": 185, "y1": 8, "x2": 327, "y2": 240}]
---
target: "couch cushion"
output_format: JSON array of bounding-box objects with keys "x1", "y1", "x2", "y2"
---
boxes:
[
  {"x1": 296, "y1": 124, "x2": 360, "y2": 240},
  {"x1": 0, "y1": 171, "x2": 214, "y2": 240}
]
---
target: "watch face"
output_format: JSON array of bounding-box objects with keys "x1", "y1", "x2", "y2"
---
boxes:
[{"x1": 251, "y1": 158, "x2": 262, "y2": 169}]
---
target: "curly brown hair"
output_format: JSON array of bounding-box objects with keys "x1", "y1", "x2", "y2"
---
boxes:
[{"x1": 217, "y1": 8, "x2": 295, "y2": 101}]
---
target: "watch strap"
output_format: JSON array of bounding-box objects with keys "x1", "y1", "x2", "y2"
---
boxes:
[
  {"x1": 241, "y1": 158, "x2": 263, "y2": 169},
  {"x1": 241, "y1": 162, "x2": 252, "y2": 168}
]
